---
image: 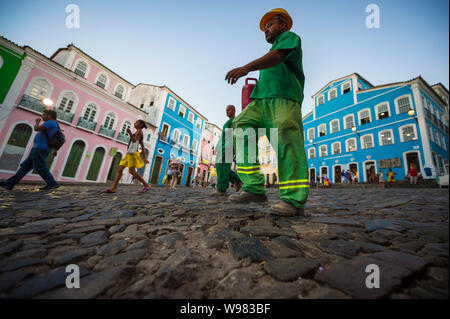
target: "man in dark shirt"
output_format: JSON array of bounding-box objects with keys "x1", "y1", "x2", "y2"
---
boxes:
[
  {"x1": 1, "y1": 110, "x2": 59, "y2": 190},
  {"x1": 225, "y1": 8, "x2": 308, "y2": 216}
]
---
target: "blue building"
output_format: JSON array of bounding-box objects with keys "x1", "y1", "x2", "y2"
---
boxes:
[
  {"x1": 303, "y1": 73, "x2": 449, "y2": 183},
  {"x1": 148, "y1": 88, "x2": 207, "y2": 186}
]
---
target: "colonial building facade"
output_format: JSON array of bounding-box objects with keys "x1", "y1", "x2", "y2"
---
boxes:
[
  {"x1": 303, "y1": 73, "x2": 449, "y2": 184},
  {"x1": 197, "y1": 122, "x2": 222, "y2": 184}
]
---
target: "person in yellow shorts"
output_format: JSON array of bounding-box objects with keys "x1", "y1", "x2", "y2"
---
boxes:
[
  {"x1": 387, "y1": 168, "x2": 396, "y2": 183},
  {"x1": 104, "y1": 120, "x2": 150, "y2": 193},
  {"x1": 225, "y1": 8, "x2": 308, "y2": 216}
]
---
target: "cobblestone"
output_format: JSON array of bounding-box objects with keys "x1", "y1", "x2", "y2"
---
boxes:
[{"x1": 0, "y1": 185, "x2": 448, "y2": 299}]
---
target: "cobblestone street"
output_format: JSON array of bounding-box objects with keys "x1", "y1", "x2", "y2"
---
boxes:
[{"x1": 0, "y1": 185, "x2": 448, "y2": 299}]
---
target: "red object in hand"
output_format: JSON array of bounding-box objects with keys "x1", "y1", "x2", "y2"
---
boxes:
[{"x1": 242, "y1": 78, "x2": 258, "y2": 110}]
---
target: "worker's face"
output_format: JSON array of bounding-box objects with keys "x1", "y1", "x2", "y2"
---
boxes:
[
  {"x1": 264, "y1": 17, "x2": 287, "y2": 44},
  {"x1": 226, "y1": 105, "x2": 235, "y2": 118}
]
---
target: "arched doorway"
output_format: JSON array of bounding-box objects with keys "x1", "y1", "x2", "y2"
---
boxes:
[
  {"x1": 349, "y1": 163, "x2": 358, "y2": 182},
  {"x1": 364, "y1": 161, "x2": 376, "y2": 183},
  {"x1": 86, "y1": 147, "x2": 106, "y2": 181},
  {"x1": 62, "y1": 140, "x2": 86, "y2": 178},
  {"x1": 177, "y1": 163, "x2": 185, "y2": 185},
  {"x1": 107, "y1": 152, "x2": 122, "y2": 181},
  {"x1": 334, "y1": 165, "x2": 342, "y2": 183},
  {"x1": 0, "y1": 124, "x2": 33, "y2": 171},
  {"x1": 186, "y1": 166, "x2": 194, "y2": 186},
  {"x1": 150, "y1": 155, "x2": 163, "y2": 184},
  {"x1": 309, "y1": 168, "x2": 316, "y2": 184}
]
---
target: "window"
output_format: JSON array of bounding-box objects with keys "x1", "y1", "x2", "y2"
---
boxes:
[
  {"x1": 58, "y1": 92, "x2": 76, "y2": 113},
  {"x1": 318, "y1": 95, "x2": 325, "y2": 106},
  {"x1": 318, "y1": 124, "x2": 326, "y2": 137},
  {"x1": 399, "y1": 125, "x2": 417, "y2": 142},
  {"x1": 160, "y1": 123, "x2": 170, "y2": 141},
  {"x1": 358, "y1": 82, "x2": 362, "y2": 90},
  {"x1": 342, "y1": 81, "x2": 351, "y2": 94},
  {"x1": 121, "y1": 120, "x2": 132, "y2": 134},
  {"x1": 188, "y1": 112, "x2": 194, "y2": 123},
  {"x1": 319, "y1": 145, "x2": 327, "y2": 157},
  {"x1": 427, "y1": 101, "x2": 433, "y2": 113},
  {"x1": 422, "y1": 96, "x2": 428, "y2": 109},
  {"x1": 359, "y1": 109, "x2": 371, "y2": 125},
  {"x1": 331, "y1": 142, "x2": 341, "y2": 155},
  {"x1": 103, "y1": 112, "x2": 116, "y2": 129},
  {"x1": 96, "y1": 74, "x2": 107, "y2": 89},
  {"x1": 441, "y1": 135, "x2": 447, "y2": 150},
  {"x1": 196, "y1": 118, "x2": 202, "y2": 129},
  {"x1": 147, "y1": 134, "x2": 151, "y2": 142},
  {"x1": 307, "y1": 128, "x2": 315, "y2": 140},
  {"x1": 74, "y1": 61, "x2": 87, "y2": 77},
  {"x1": 0, "y1": 124, "x2": 33, "y2": 171},
  {"x1": 172, "y1": 129, "x2": 181, "y2": 143},
  {"x1": 344, "y1": 114, "x2": 355, "y2": 130},
  {"x1": 308, "y1": 148, "x2": 315, "y2": 159},
  {"x1": 192, "y1": 140, "x2": 198, "y2": 151},
  {"x1": 168, "y1": 97, "x2": 176, "y2": 111},
  {"x1": 346, "y1": 138, "x2": 357, "y2": 152},
  {"x1": 182, "y1": 135, "x2": 190, "y2": 147},
  {"x1": 140, "y1": 99, "x2": 145, "y2": 109},
  {"x1": 178, "y1": 105, "x2": 186, "y2": 117},
  {"x1": 379, "y1": 130, "x2": 394, "y2": 146},
  {"x1": 435, "y1": 131, "x2": 441, "y2": 147},
  {"x1": 376, "y1": 103, "x2": 390, "y2": 120},
  {"x1": 330, "y1": 120, "x2": 339, "y2": 134},
  {"x1": 83, "y1": 103, "x2": 97, "y2": 121},
  {"x1": 328, "y1": 88, "x2": 337, "y2": 101},
  {"x1": 29, "y1": 79, "x2": 50, "y2": 100},
  {"x1": 361, "y1": 134, "x2": 374, "y2": 149},
  {"x1": 395, "y1": 95, "x2": 412, "y2": 114},
  {"x1": 428, "y1": 125, "x2": 434, "y2": 142},
  {"x1": 114, "y1": 85, "x2": 124, "y2": 99}
]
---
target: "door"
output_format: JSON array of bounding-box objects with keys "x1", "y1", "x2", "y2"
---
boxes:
[
  {"x1": 406, "y1": 152, "x2": 421, "y2": 172},
  {"x1": 334, "y1": 165, "x2": 342, "y2": 183},
  {"x1": 186, "y1": 166, "x2": 193, "y2": 186},
  {"x1": 178, "y1": 163, "x2": 185, "y2": 185},
  {"x1": 62, "y1": 140, "x2": 85, "y2": 178},
  {"x1": 108, "y1": 152, "x2": 122, "y2": 181},
  {"x1": 309, "y1": 168, "x2": 316, "y2": 184},
  {"x1": 272, "y1": 172, "x2": 277, "y2": 184},
  {"x1": 86, "y1": 147, "x2": 105, "y2": 181},
  {"x1": 0, "y1": 124, "x2": 33, "y2": 171},
  {"x1": 321, "y1": 167, "x2": 328, "y2": 181},
  {"x1": 364, "y1": 161, "x2": 375, "y2": 182},
  {"x1": 150, "y1": 156, "x2": 163, "y2": 184},
  {"x1": 349, "y1": 163, "x2": 358, "y2": 182}
]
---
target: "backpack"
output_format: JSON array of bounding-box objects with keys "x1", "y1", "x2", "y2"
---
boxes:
[{"x1": 44, "y1": 122, "x2": 66, "y2": 150}]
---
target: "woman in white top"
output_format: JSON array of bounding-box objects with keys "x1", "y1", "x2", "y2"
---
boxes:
[{"x1": 105, "y1": 120, "x2": 150, "y2": 193}]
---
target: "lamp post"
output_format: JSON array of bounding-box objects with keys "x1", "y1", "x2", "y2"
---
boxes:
[
  {"x1": 42, "y1": 98, "x2": 54, "y2": 109},
  {"x1": 351, "y1": 125, "x2": 360, "y2": 137},
  {"x1": 408, "y1": 108, "x2": 418, "y2": 123}
]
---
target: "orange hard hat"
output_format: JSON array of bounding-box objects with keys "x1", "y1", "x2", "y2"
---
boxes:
[{"x1": 259, "y1": 8, "x2": 293, "y2": 31}]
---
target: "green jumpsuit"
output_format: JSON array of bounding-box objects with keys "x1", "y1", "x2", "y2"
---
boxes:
[
  {"x1": 216, "y1": 118, "x2": 239, "y2": 192},
  {"x1": 232, "y1": 31, "x2": 309, "y2": 208}
]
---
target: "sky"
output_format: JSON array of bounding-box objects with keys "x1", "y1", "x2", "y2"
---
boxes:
[{"x1": 0, "y1": 0, "x2": 448, "y2": 127}]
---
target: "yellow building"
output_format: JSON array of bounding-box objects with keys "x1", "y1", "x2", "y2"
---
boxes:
[{"x1": 258, "y1": 136, "x2": 278, "y2": 185}]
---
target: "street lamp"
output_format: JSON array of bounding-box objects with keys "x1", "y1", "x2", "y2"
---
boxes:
[
  {"x1": 351, "y1": 125, "x2": 360, "y2": 137},
  {"x1": 408, "y1": 108, "x2": 418, "y2": 123}
]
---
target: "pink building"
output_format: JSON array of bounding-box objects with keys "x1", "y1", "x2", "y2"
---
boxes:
[
  {"x1": 0, "y1": 38, "x2": 157, "y2": 185},
  {"x1": 196, "y1": 122, "x2": 221, "y2": 183}
]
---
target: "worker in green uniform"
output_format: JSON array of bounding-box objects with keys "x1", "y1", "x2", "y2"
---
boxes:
[
  {"x1": 225, "y1": 8, "x2": 308, "y2": 216},
  {"x1": 212, "y1": 105, "x2": 242, "y2": 195}
]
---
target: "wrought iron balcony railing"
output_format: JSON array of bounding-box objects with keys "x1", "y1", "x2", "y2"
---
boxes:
[
  {"x1": 117, "y1": 132, "x2": 130, "y2": 144},
  {"x1": 99, "y1": 126, "x2": 116, "y2": 138},
  {"x1": 159, "y1": 135, "x2": 169, "y2": 143},
  {"x1": 77, "y1": 117, "x2": 97, "y2": 131},
  {"x1": 56, "y1": 110, "x2": 74, "y2": 124},
  {"x1": 19, "y1": 94, "x2": 45, "y2": 113}
]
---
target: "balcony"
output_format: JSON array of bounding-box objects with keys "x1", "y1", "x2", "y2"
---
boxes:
[
  {"x1": 77, "y1": 117, "x2": 97, "y2": 131},
  {"x1": 438, "y1": 121, "x2": 445, "y2": 131},
  {"x1": 432, "y1": 115, "x2": 438, "y2": 126},
  {"x1": 159, "y1": 135, "x2": 169, "y2": 143},
  {"x1": 117, "y1": 132, "x2": 130, "y2": 144},
  {"x1": 56, "y1": 110, "x2": 74, "y2": 124},
  {"x1": 424, "y1": 108, "x2": 432, "y2": 121},
  {"x1": 19, "y1": 94, "x2": 45, "y2": 113},
  {"x1": 190, "y1": 149, "x2": 198, "y2": 156},
  {"x1": 99, "y1": 126, "x2": 116, "y2": 138}
]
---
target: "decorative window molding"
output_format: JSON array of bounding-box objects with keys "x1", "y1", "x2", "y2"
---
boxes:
[
  {"x1": 346, "y1": 138, "x2": 357, "y2": 152},
  {"x1": 103, "y1": 111, "x2": 117, "y2": 130},
  {"x1": 178, "y1": 105, "x2": 186, "y2": 118},
  {"x1": 95, "y1": 72, "x2": 109, "y2": 90},
  {"x1": 73, "y1": 59, "x2": 90, "y2": 78},
  {"x1": 331, "y1": 141, "x2": 341, "y2": 155},
  {"x1": 167, "y1": 97, "x2": 176, "y2": 111},
  {"x1": 341, "y1": 81, "x2": 351, "y2": 94},
  {"x1": 319, "y1": 145, "x2": 327, "y2": 157},
  {"x1": 360, "y1": 134, "x2": 374, "y2": 149},
  {"x1": 81, "y1": 102, "x2": 100, "y2": 122},
  {"x1": 379, "y1": 129, "x2": 394, "y2": 146},
  {"x1": 307, "y1": 128, "x2": 315, "y2": 140},
  {"x1": 399, "y1": 124, "x2": 418, "y2": 142},
  {"x1": 358, "y1": 108, "x2": 372, "y2": 125},
  {"x1": 328, "y1": 88, "x2": 337, "y2": 101},
  {"x1": 308, "y1": 148, "x2": 315, "y2": 159},
  {"x1": 317, "y1": 94, "x2": 325, "y2": 106},
  {"x1": 394, "y1": 94, "x2": 413, "y2": 115},
  {"x1": 56, "y1": 91, "x2": 78, "y2": 114},
  {"x1": 187, "y1": 112, "x2": 194, "y2": 123},
  {"x1": 196, "y1": 118, "x2": 202, "y2": 129},
  {"x1": 375, "y1": 102, "x2": 391, "y2": 120},
  {"x1": 343, "y1": 114, "x2": 355, "y2": 130},
  {"x1": 330, "y1": 119, "x2": 340, "y2": 134},
  {"x1": 114, "y1": 84, "x2": 125, "y2": 99},
  {"x1": 318, "y1": 124, "x2": 326, "y2": 137}
]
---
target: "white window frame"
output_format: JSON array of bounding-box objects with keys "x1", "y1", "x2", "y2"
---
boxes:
[
  {"x1": 160, "y1": 123, "x2": 171, "y2": 142},
  {"x1": 317, "y1": 94, "x2": 325, "y2": 106},
  {"x1": 441, "y1": 135, "x2": 447, "y2": 151},
  {"x1": 428, "y1": 125, "x2": 434, "y2": 142},
  {"x1": 307, "y1": 128, "x2": 315, "y2": 140},
  {"x1": 394, "y1": 94, "x2": 413, "y2": 115},
  {"x1": 308, "y1": 148, "x2": 316, "y2": 159},
  {"x1": 318, "y1": 124, "x2": 327, "y2": 137},
  {"x1": 120, "y1": 119, "x2": 133, "y2": 135},
  {"x1": 399, "y1": 124, "x2": 418, "y2": 143},
  {"x1": 172, "y1": 129, "x2": 181, "y2": 144},
  {"x1": 319, "y1": 145, "x2": 328, "y2": 157},
  {"x1": 103, "y1": 111, "x2": 117, "y2": 130},
  {"x1": 26, "y1": 77, "x2": 53, "y2": 100},
  {"x1": 375, "y1": 102, "x2": 391, "y2": 120},
  {"x1": 192, "y1": 139, "x2": 198, "y2": 151},
  {"x1": 182, "y1": 134, "x2": 190, "y2": 147},
  {"x1": 343, "y1": 114, "x2": 355, "y2": 130},
  {"x1": 331, "y1": 142, "x2": 341, "y2": 155},
  {"x1": 178, "y1": 105, "x2": 186, "y2": 118},
  {"x1": 56, "y1": 90, "x2": 78, "y2": 114},
  {"x1": 73, "y1": 59, "x2": 90, "y2": 78},
  {"x1": 330, "y1": 119, "x2": 340, "y2": 134},
  {"x1": 167, "y1": 97, "x2": 176, "y2": 111},
  {"x1": 341, "y1": 81, "x2": 352, "y2": 95},
  {"x1": 435, "y1": 131, "x2": 441, "y2": 147},
  {"x1": 378, "y1": 129, "x2": 395, "y2": 146},
  {"x1": 81, "y1": 102, "x2": 100, "y2": 122},
  {"x1": 358, "y1": 108, "x2": 372, "y2": 125},
  {"x1": 360, "y1": 134, "x2": 374, "y2": 149},
  {"x1": 196, "y1": 118, "x2": 202, "y2": 129},
  {"x1": 328, "y1": 88, "x2": 337, "y2": 101},
  {"x1": 94, "y1": 72, "x2": 109, "y2": 90},
  {"x1": 187, "y1": 112, "x2": 194, "y2": 123},
  {"x1": 113, "y1": 84, "x2": 125, "y2": 99},
  {"x1": 346, "y1": 138, "x2": 357, "y2": 152}
]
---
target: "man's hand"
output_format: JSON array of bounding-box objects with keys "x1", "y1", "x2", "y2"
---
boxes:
[
  {"x1": 52, "y1": 150, "x2": 58, "y2": 157},
  {"x1": 225, "y1": 66, "x2": 249, "y2": 85},
  {"x1": 35, "y1": 118, "x2": 41, "y2": 124},
  {"x1": 126, "y1": 128, "x2": 132, "y2": 135}
]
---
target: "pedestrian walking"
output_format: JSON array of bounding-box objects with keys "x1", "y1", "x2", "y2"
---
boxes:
[
  {"x1": 387, "y1": 168, "x2": 396, "y2": 183},
  {"x1": 225, "y1": 8, "x2": 308, "y2": 216},
  {"x1": 408, "y1": 164, "x2": 418, "y2": 184},
  {"x1": 104, "y1": 120, "x2": 150, "y2": 193},
  {"x1": 346, "y1": 170, "x2": 352, "y2": 184},
  {"x1": 1, "y1": 110, "x2": 61, "y2": 191},
  {"x1": 379, "y1": 170, "x2": 385, "y2": 188},
  {"x1": 170, "y1": 162, "x2": 182, "y2": 189},
  {"x1": 212, "y1": 105, "x2": 242, "y2": 196}
]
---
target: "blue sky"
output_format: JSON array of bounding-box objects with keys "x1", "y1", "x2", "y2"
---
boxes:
[{"x1": 1, "y1": 0, "x2": 448, "y2": 127}]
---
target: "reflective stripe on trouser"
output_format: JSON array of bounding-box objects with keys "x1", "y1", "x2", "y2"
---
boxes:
[
  {"x1": 216, "y1": 162, "x2": 239, "y2": 192},
  {"x1": 232, "y1": 98, "x2": 309, "y2": 207}
]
